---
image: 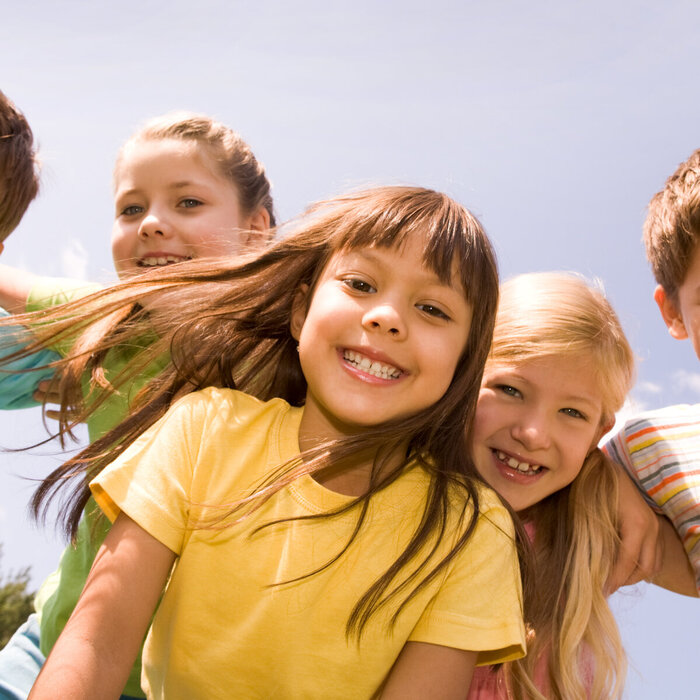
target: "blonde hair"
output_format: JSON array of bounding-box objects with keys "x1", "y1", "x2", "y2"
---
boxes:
[
  {"x1": 22, "y1": 185, "x2": 507, "y2": 638},
  {"x1": 0, "y1": 90, "x2": 39, "y2": 241},
  {"x1": 644, "y1": 148, "x2": 700, "y2": 301},
  {"x1": 489, "y1": 272, "x2": 635, "y2": 700},
  {"x1": 116, "y1": 111, "x2": 275, "y2": 226}
]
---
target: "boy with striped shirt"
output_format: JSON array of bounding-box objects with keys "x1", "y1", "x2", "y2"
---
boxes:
[{"x1": 604, "y1": 150, "x2": 700, "y2": 595}]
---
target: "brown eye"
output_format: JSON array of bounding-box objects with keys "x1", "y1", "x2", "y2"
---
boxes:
[{"x1": 343, "y1": 278, "x2": 375, "y2": 293}]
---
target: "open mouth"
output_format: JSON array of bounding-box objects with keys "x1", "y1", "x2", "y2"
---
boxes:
[
  {"x1": 342, "y1": 349, "x2": 403, "y2": 380},
  {"x1": 494, "y1": 449, "x2": 543, "y2": 475},
  {"x1": 137, "y1": 255, "x2": 192, "y2": 268}
]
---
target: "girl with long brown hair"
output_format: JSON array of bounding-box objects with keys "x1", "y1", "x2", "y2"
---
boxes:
[{"x1": 25, "y1": 186, "x2": 525, "y2": 699}]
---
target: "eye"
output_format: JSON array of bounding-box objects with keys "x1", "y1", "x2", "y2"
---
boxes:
[
  {"x1": 342, "y1": 278, "x2": 376, "y2": 293},
  {"x1": 416, "y1": 303, "x2": 451, "y2": 321},
  {"x1": 178, "y1": 198, "x2": 203, "y2": 209},
  {"x1": 560, "y1": 407, "x2": 587, "y2": 420},
  {"x1": 497, "y1": 384, "x2": 522, "y2": 399},
  {"x1": 120, "y1": 204, "x2": 144, "y2": 216}
]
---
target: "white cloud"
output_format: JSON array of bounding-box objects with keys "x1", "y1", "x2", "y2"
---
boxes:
[
  {"x1": 635, "y1": 380, "x2": 662, "y2": 395},
  {"x1": 671, "y1": 369, "x2": 700, "y2": 396},
  {"x1": 60, "y1": 239, "x2": 89, "y2": 280}
]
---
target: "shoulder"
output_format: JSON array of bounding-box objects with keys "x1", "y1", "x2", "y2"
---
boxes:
[
  {"x1": 443, "y1": 476, "x2": 515, "y2": 543},
  {"x1": 164, "y1": 387, "x2": 297, "y2": 442}
]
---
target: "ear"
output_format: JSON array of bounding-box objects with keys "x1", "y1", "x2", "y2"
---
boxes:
[
  {"x1": 290, "y1": 283, "x2": 310, "y2": 341},
  {"x1": 653, "y1": 284, "x2": 688, "y2": 340},
  {"x1": 240, "y1": 206, "x2": 273, "y2": 250}
]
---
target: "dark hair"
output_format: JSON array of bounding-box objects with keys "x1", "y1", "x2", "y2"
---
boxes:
[{"x1": 0, "y1": 90, "x2": 39, "y2": 241}]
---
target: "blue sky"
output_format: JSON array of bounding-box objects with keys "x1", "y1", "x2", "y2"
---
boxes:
[{"x1": 1, "y1": 1, "x2": 699, "y2": 696}]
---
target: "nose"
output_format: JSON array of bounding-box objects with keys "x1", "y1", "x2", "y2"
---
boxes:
[
  {"x1": 510, "y1": 412, "x2": 551, "y2": 452},
  {"x1": 138, "y1": 211, "x2": 172, "y2": 239},
  {"x1": 361, "y1": 302, "x2": 406, "y2": 338}
]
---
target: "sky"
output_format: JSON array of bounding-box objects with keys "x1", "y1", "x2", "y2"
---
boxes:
[{"x1": 1, "y1": 0, "x2": 699, "y2": 696}]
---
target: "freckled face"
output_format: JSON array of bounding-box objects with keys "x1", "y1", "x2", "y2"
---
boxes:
[
  {"x1": 291, "y1": 237, "x2": 473, "y2": 444},
  {"x1": 472, "y1": 354, "x2": 607, "y2": 512},
  {"x1": 111, "y1": 138, "x2": 252, "y2": 280}
]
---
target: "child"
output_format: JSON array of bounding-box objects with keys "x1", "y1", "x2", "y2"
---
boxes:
[
  {"x1": 468, "y1": 272, "x2": 696, "y2": 700},
  {"x1": 603, "y1": 149, "x2": 700, "y2": 596},
  {"x1": 0, "y1": 111, "x2": 274, "y2": 700},
  {"x1": 0, "y1": 88, "x2": 57, "y2": 409},
  {"x1": 27, "y1": 187, "x2": 526, "y2": 699}
]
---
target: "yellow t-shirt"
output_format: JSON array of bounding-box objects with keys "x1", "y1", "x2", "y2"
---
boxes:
[{"x1": 91, "y1": 387, "x2": 525, "y2": 700}]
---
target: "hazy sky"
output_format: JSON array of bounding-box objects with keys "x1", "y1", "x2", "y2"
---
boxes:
[{"x1": 1, "y1": 1, "x2": 699, "y2": 696}]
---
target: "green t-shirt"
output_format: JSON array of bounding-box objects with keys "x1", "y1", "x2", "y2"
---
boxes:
[{"x1": 28, "y1": 277, "x2": 168, "y2": 698}]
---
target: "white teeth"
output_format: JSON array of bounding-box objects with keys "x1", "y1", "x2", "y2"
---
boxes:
[
  {"x1": 496, "y1": 450, "x2": 542, "y2": 474},
  {"x1": 138, "y1": 255, "x2": 191, "y2": 267},
  {"x1": 343, "y1": 350, "x2": 401, "y2": 379}
]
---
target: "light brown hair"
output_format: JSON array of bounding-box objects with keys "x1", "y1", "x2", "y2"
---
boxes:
[
  {"x1": 644, "y1": 148, "x2": 700, "y2": 301},
  {"x1": 0, "y1": 90, "x2": 39, "y2": 241}
]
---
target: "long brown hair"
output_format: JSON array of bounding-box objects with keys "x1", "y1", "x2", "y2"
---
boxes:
[{"x1": 15, "y1": 185, "x2": 505, "y2": 636}]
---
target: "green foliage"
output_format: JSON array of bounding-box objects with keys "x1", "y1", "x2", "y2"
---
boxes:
[{"x1": 0, "y1": 548, "x2": 34, "y2": 648}]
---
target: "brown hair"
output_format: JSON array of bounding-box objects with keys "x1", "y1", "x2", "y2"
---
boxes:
[
  {"x1": 0, "y1": 90, "x2": 39, "y2": 241},
  {"x1": 644, "y1": 148, "x2": 700, "y2": 301},
  {"x1": 116, "y1": 111, "x2": 275, "y2": 226},
  {"x1": 487, "y1": 272, "x2": 634, "y2": 700},
  {"x1": 22, "y1": 185, "x2": 506, "y2": 637}
]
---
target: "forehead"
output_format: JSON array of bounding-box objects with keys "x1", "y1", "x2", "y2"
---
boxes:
[{"x1": 114, "y1": 138, "x2": 222, "y2": 190}]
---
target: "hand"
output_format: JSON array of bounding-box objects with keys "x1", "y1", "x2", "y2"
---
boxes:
[
  {"x1": 606, "y1": 468, "x2": 663, "y2": 593},
  {"x1": 33, "y1": 378, "x2": 83, "y2": 424}
]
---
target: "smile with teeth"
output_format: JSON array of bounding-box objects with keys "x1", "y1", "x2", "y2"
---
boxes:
[
  {"x1": 343, "y1": 349, "x2": 402, "y2": 380},
  {"x1": 137, "y1": 254, "x2": 192, "y2": 267},
  {"x1": 495, "y1": 450, "x2": 543, "y2": 475}
]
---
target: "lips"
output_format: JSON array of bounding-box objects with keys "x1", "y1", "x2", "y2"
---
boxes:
[{"x1": 341, "y1": 348, "x2": 404, "y2": 380}]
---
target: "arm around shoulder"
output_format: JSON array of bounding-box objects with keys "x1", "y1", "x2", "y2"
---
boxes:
[{"x1": 28, "y1": 513, "x2": 176, "y2": 699}]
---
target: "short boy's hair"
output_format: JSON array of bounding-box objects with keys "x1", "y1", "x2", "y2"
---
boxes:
[
  {"x1": 0, "y1": 90, "x2": 39, "y2": 242},
  {"x1": 644, "y1": 149, "x2": 700, "y2": 301}
]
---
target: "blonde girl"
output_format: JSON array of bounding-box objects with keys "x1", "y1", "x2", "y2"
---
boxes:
[
  {"x1": 469, "y1": 272, "x2": 633, "y2": 699},
  {"x1": 0, "y1": 112, "x2": 274, "y2": 700},
  {"x1": 26, "y1": 187, "x2": 526, "y2": 699}
]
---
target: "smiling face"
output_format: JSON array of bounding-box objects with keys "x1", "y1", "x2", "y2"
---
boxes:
[
  {"x1": 111, "y1": 138, "x2": 254, "y2": 280},
  {"x1": 291, "y1": 236, "x2": 473, "y2": 445},
  {"x1": 472, "y1": 354, "x2": 608, "y2": 513}
]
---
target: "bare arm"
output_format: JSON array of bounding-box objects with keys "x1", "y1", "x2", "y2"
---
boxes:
[
  {"x1": 607, "y1": 467, "x2": 663, "y2": 593},
  {"x1": 29, "y1": 513, "x2": 176, "y2": 699},
  {"x1": 379, "y1": 642, "x2": 476, "y2": 700},
  {"x1": 0, "y1": 263, "x2": 38, "y2": 313},
  {"x1": 646, "y1": 516, "x2": 698, "y2": 597}
]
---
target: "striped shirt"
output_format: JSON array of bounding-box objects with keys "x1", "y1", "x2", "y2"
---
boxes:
[{"x1": 603, "y1": 404, "x2": 700, "y2": 593}]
